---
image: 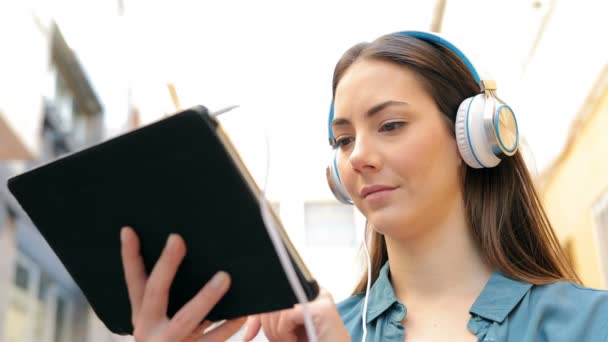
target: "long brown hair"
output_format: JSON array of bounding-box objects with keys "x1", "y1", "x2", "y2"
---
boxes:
[{"x1": 329, "y1": 33, "x2": 581, "y2": 295}]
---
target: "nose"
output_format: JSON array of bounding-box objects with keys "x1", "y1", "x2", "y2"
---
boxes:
[{"x1": 348, "y1": 134, "x2": 381, "y2": 173}]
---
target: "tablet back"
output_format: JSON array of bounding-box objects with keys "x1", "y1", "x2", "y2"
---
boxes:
[{"x1": 7, "y1": 105, "x2": 318, "y2": 335}]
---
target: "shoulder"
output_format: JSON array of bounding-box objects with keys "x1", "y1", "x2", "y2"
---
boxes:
[
  {"x1": 529, "y1": 280, "x2": 608, "y2": 308},
  {"x1": 519, "y1": 281, "x2": 608, "y2": 340}
]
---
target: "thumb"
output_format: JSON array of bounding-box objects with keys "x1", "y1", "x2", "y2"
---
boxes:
[{"x1": 283, "y1": 304, "x2": 309, "y2": 329}]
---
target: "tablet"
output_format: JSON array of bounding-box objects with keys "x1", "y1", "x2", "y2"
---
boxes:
[{"x1": 7, "y1": 105, "x2": 319, "y2": 335}]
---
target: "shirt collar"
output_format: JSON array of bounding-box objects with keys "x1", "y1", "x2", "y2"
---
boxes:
[
  {"x1": 365, "y1": 261, "x2": 399, "y2": 323},
  {"x1": 469, "y1": 271, "x2": 533, "y2": 323},
  {"x1": 364, "y1": 261, "x2": 533, "y2": 324}
]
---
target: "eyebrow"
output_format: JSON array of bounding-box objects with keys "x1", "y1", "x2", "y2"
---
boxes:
[{"x1": 331, "y1": 100, "x2": 409, "y2": 128}]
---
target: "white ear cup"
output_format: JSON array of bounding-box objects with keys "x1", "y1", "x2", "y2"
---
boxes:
[
  {"x1": 455, "y1": 97, "x2": 483, "y2": 169},
  {"x1": 455, "y1": 94, "x2": 501, "y2": 168},
  {"x1": 326, "y1": 149, "x2": 353, "y2": 204}
]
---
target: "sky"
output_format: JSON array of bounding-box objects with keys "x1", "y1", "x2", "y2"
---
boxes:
[{"x1": 51, "y1": 0, "x2": 608, "y2": 198}]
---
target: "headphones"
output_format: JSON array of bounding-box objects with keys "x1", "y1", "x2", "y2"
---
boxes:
[{"x1": 325, "y1": 31, "x2": 519, "y2": 205}]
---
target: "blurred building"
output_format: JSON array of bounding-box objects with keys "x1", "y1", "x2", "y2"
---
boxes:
[
  {"x1": 539, "y1": 65, "x2": 608, "y2": 289},
  {"x1": 0, "y1": 1, "x2": 126, "y2": 341}
]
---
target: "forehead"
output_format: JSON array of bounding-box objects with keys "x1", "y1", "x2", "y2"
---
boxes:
[{"x1": 333, "y1": 59, "x2": 431, "y2": 115}]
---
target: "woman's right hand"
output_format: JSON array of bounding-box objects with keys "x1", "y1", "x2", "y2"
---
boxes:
[
  {"x1": 242, "y1": 288, "x2": 350, "y2": 342},
  {"x1": 120, "y1": 226, "x2": 246, "y2": 341}
]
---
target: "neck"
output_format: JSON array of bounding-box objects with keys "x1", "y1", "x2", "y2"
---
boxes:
[{"x1": 384, "y1": 198, "x2": 493, "y2": 304}]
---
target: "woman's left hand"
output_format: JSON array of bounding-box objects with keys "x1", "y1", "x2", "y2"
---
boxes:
[{"x1": 242, "y1": 289, "x2": 350, "y2": 342}]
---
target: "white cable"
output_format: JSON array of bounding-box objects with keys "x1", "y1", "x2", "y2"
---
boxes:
[
  {"x1": 361, "y1": 227, "x2": 371, "y2": 342},
  {"x1": 257, "y1": 125, "x2": 318, "y2": 342}
]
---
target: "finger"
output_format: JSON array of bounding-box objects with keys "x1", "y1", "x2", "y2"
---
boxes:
[
  {"x1": 198, "y1": 318, "x2": 246, "y2": 342},
  {"x1": 264, "y1": 311, "x2": 287, "y2": 342},
  {"x1": 277, "y1": 307, "x2": 303, "y2": 340},
  {"x1": 140, "y1": 233, "x2": 186, "y2": 323},
  {"x1": 284, "y1": 304, "x2": 306, "y2": 326},
  {"x1": 197, "y1": 317, "x2": 246, "y2": 342},
  {"x1": 243, "y1": 315, "x2": 262, "y2": 341},
  {"x1": 318, "y1": 288, "x2": 333, "y2": 300},
  {"x1": 163, "y1": 271, "x2": 231, "y2": 340},
  {"x1": 261, "y1": 313, "x2": 276, "y2": 341},
  {"x1": 291, "y1": 289, "x2": 334, "y2": 324},
  {"x1": 289, "y1": 295, "x2": 339, "y2": 338},
  {"x1": 120, "y1": 226, "x2": 148, "y2": 321},
  {"x1": 190, "y1": 320, "x2": 213, "y2": 338},
  {"x1": 271, "y1": 312, "x2": 284, "y2": 342}
]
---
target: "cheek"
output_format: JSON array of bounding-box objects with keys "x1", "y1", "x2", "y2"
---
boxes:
[
  {"x1": 393, "y1": 131, "x2": 438, "y2": 176},
  {"x1": 397, "y1": 130, "x2": 461, "y2": 190},
  {"x1": 337, "y1": 154, "x2": 356, "y2": 194}
]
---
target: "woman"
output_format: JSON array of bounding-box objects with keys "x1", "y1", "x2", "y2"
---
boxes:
[
  {"x1": 121, "y1": 31, "x2": 608, "y2": 341},
  {"x1": 246, "y1": 30, "x2": 608, "y2": 341}
]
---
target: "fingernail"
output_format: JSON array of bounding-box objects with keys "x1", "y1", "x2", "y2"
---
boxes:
[
  {"x1": 120, "y1": 227, "x2": 128, "y2": 243},
  {"x1": 167, "y1": 234, "x2": 178, "y2": 248},
  {"x1": 209, "y1": 271, "x2": 228, "y2": 289}
]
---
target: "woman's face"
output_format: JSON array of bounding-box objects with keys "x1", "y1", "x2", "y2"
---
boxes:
[{"x1": 332, "y1": 59, "x2": 463, "y2": 238}]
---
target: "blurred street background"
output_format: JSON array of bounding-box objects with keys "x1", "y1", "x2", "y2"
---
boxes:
[{"x1": 1, "y1": 0, "x2": 607, "y2": 341}]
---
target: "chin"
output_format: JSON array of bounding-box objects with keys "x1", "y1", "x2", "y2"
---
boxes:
[
  {"x1": 367, "y1": 212, "x2": 407, "y2": 235},
  {"x1": 365, "y1": 208, "x2": 412, "y2": 237}
]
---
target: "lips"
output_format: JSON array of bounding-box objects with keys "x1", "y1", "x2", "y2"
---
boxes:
[{"x1": 360, "y1": 185, "x2": 398, "y2": 199}]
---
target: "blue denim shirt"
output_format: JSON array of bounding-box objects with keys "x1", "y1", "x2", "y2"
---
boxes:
[{"x1": 337, "y1": 262, "x2": 608, "y2": 341}]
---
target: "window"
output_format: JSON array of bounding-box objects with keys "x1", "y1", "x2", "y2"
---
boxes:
[
  {"x1": 53, "y1": 73, "x2": 74, "y2": 133},
  {"x1": 304, "y1": 202, "x2": 355, "y2": 246},
  {"x1": 42, "y1": 66, "x2": 103, "y2": 155},
  {"x1": 593, "y1": 190, "x2": 608, "y2": 287},
  {"x1": 6, "y1": 255, "x2": 38, "y2": 342},
  {"x1": 42, "y1": 68, "x2": 77, "y2": 158},
  {"x1": 13, "y1": 262, "x2": 30, "y2": 290},
  {"x1": 5, "y1": 253, "x2": 76, "y2": 342},
  {"x1": 37, "y1": 272, "x2": 51, "y2": 301},
  {"x1": 54, "y1": 297, "x2": 66, "y2": 342}
]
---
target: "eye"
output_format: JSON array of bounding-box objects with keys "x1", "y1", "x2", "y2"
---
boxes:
[
  {"x1": 380, "y1": 121, "x2": 406, "y2": 132},
  {"x1": 334, "y1": 136, "x2": 354, "y2": 149}
]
